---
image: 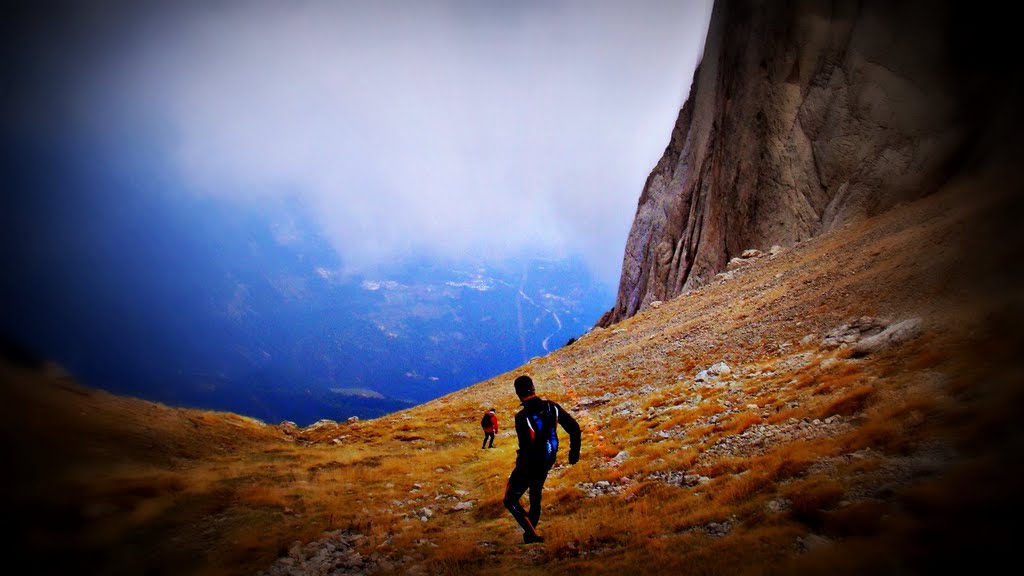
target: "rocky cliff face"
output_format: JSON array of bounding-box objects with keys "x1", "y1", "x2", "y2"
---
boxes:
[{"x1": 598, "y1": 0, "x2": 1018, "y2": 327}]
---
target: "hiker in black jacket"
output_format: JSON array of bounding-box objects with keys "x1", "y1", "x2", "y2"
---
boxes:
[{"x1": 503, "y1": 374, "x2": 581, "y2": 544}]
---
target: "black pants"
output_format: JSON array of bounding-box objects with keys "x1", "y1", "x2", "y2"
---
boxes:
[
  {"x1": 482, "y1": 431, "x2": 495, "y2": 448},
  {"x1": 503, "y1": 460, "x2": 552, "y2": 537}
]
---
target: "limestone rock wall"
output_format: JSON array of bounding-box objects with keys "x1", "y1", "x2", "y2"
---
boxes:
[{"x1": 598, "y1": 0, "x2": 1010, "y2": 327}]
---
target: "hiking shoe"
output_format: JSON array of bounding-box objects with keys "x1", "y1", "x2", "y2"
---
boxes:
[{"x1": 523, "y1": 532, "x2": 545, "y2": 544}]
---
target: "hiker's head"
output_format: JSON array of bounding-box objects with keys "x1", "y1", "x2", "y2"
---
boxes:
[
  {"x1": 489, "y1": 409, "x2": 495, "y2": 413},
  {"x1": 513, "y1": 375, "x2": 535, "y2": 399}
]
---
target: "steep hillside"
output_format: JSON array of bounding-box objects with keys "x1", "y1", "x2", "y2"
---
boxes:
[
  {"x1": 4, "y1": 162, "x2": 1020, "y2": 574},
  {"x1": 599, "y1": 0, "x2": 1020, "y2": 326}
]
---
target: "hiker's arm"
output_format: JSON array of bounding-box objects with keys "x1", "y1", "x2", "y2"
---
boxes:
[
  {"x1": 515, "y1": 413, "x2": 532, "y2": 453},
  {"x1": 556, "y1": 403, "x2": 582, "y2": 464}
]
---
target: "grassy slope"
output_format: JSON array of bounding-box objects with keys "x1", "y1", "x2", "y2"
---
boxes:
[{"x1": 3, "y1": 170, "x2": 1022, "y2": 575}]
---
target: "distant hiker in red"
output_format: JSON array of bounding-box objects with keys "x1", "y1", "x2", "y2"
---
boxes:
[
  {"x1": 503, "y1": 374, "x2": 581, "y2": 544},
  {"x1": 481, "y1": 408, "x2": 498, "y2": 448}
]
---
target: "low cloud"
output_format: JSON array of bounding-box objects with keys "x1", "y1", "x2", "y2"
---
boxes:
[{"x1": 64, "y1": 0, "x2": 714, "y2": 285}]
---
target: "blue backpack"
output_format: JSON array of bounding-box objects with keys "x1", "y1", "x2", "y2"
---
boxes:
[{"x1": 525, "y1": 401, "x2": 560, "y2": 464}]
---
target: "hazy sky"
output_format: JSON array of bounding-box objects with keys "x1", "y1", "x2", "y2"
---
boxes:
[{"x1": 4, "y1": 0, "x2": 712, "y2": 286}]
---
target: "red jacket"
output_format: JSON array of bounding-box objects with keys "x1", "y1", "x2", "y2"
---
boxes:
[{"x1": 482, "y1": 412, "x2": 499, "y2": 433}]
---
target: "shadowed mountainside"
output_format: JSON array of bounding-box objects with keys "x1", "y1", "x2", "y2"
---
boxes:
[{"x1": 3, "y1": 160, "x2": 1022, "y2": 574}]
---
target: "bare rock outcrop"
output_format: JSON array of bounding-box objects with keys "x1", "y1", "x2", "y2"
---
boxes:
[{"x1": 598, "y1": 0, "x2": 1018, "y2": 327}]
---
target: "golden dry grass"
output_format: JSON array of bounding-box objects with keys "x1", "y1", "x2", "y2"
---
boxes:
[{"x1": 3, "y1": 171, "x2": 1022, "y2": 575}]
